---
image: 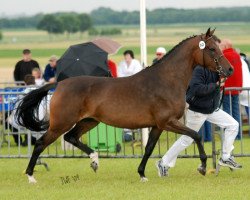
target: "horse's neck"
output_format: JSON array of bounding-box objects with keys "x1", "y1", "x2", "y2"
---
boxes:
[{"x1": 158, "y1": 38, "x2": 198, "y2": 90}]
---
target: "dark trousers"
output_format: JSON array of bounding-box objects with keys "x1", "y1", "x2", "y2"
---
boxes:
[{"x1": 198, "y1": 121, "x2": 212, "y2": 142}]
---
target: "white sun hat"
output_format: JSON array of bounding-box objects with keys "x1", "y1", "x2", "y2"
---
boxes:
[{"x1": 156, "y1": 47, "x2": 167, "y2": 54}]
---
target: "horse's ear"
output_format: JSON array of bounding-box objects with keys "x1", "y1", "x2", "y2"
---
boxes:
[
  {"x1": 205, "y1": 28, "x2": 211, "y2": 37},
  {"x1": 205, "y1": 28, "x2": 216, "y2": 38},
  {"x1": 210, "y1": 28, "x2": 216, "y2": 36}
]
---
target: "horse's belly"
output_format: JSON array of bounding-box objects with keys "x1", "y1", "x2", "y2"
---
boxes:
[{"x1": 93, "y1": 111, "x2": 155, "y2": 129}]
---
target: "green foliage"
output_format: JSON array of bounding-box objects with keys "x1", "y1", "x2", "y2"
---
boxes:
[
  {"x1": 37, "y1": 14, "x2": 64, "y2": 34},
  {"x1": 0, "y1": 30, "x2": 2, "y2": 40},
  {"x1": 90, "y1": 7, "x2": 250, "y2": 24},
  {"x1": 1, "y1": 7, "x2": 250, "y2": 29},
  {"x1": 100, "y1": 28, "x2": 122, "y2": 35},
  {"x1": 88, "y1": 27, "x2": 99, "y2": 36},
  {"x1": 78, "y1": 13, "x2": 92, "y2": 33},
  {"x1": 88, "y1": 27, "x2": 122, "y2": 36},
  {"x1": 59, "y1": 14, "x2": 80, "y2": 34},
  {"x1": 0, "y1": 14, "x2": 43, "y2": 28},
  {"x1": 37, "y1": 13, "x2": 92, "y2": 35}
]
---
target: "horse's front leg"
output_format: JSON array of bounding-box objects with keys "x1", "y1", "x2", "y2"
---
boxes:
[{"x1": 138, "y1": 127, "x2": 162, "y2": 182}]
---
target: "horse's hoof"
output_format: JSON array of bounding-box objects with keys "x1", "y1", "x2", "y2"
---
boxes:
[
  {"x1": 197, "y1": 166, "x2": 206, "y2": 176},
  {"x1": 27, "y1": 175, "x2": 37, "y2": 184},
  {"x1": 140, "y1": 177, "x2": 148, "y2": 182},
  {"x1": 90, "y1": 161, "x2": 98, "y2": 172}
]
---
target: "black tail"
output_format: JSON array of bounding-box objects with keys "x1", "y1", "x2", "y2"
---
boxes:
[{"x1": 15, "y1": 83, "x2": 57, "y2": 132}]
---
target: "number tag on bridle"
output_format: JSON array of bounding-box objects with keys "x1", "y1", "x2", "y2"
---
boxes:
[{"x1": 199, "y1": 41, "x2": 206, "y2": 49}]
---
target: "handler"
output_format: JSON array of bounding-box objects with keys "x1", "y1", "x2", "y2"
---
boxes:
[{"x1": 156, "y1": 65, "x2": 242, "y2": 177}]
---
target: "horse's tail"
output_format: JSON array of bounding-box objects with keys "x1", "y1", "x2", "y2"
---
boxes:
[{"x1": 15, "y1": 83, "x2": 57, "y2": 132}]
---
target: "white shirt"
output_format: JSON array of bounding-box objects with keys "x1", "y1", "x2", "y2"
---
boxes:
[
  {"x1": 239, "y1": 58, "x2": 250, "y2": 107},
  {"x1": 118, "y1": 59, "x2": 142, "y2": 77},
  {"x1": 35, "y1": 78, "x2": 45, "y2": 86}
]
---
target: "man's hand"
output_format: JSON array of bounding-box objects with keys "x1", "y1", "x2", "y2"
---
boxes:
[
  {"x1": 49, "y1": 77, "x2": 56, "y2": 83},
  {"x1": 216, "y1": 77, "x2": 226, "y2": 87}
]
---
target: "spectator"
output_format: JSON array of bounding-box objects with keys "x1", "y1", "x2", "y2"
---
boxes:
[
  {"x1": 198, "y1": 121, "x2": 212, "y2": 142},
  {"x1": 239, "y1": 53, "x2": 250, "y2": 128},
  {"x1": 32, "y1": 68, "x2": 45, "y2": 86},
  {"x1": 240, "y1": 53, "x2": 250, "y2": 71},
  {"x1": 152, "y1": 47, "x2": 167, "y2": 64},
  {"x1": 155, "y1": 65, "x2": 242, "y2": 177},
  {"x1": 44, "y1": 55, "x2": 57, "y2": 83},
  {"x1": 5, "y1": 112, "x2": 21, "y2": 146},
  {"x1": 118, "y1": 50, "x2": 142, "y2": 141},
  {"x1": 14, "y1": 49, "x2": 39, "y2": 84},
  {"x1": 7, "y1": 75, "x2": 37, "y2": 146},
  {"x1": 107, "y1": 59, "x2": 118, "y2": 78},
  {"x1": 24, "y1": 74, "x2": 35, "y2": 85},
  {"x1": 118, "y1": 50, "x2": 142, "y2": 77},
  {"x1": 220, "y1": 39, "x2": 243, "y2": 139}
]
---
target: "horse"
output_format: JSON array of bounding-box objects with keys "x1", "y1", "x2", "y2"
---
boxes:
[{"x1": 15, "y1": 28, "x2": 233, "y2": 183}]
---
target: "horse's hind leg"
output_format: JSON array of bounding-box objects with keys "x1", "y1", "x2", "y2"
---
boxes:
[
  {"x1": 26, "y1": 129, "x2": 62, "y2": 183},
  {"x1": 165, "y1": 120, "x2": 207, "y2": 175},
  {"x1": 63, "y1": 118, "x2": 100, "y2": 172}
]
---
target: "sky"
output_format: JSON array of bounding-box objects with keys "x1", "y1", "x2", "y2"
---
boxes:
[{"x1": 1, "y1": 0, "x2": 250, "y2": 17}]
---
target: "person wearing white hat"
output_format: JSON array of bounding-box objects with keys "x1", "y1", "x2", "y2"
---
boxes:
[{"x1": 152, "y1": 47, "x2": 167, "y2": 64}]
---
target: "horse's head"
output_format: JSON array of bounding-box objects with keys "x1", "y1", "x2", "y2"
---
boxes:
[{"x1": 194, "y1": 28, "x2": 233, "y2": 77}]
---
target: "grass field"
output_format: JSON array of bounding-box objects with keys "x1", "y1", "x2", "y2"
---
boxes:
[{"x1": 0, "y1": 157, "x2": 250, "y2": 200}]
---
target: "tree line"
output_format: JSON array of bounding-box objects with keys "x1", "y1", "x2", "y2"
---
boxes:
[
  {"x1": 37, "y1": 13, "x2": 91, "y2": 35},
  {"x1": 91, "y1": 7, "x2": 250, "y2": 24},
  {"x1": 0, "y1": 7, "x2": 250, "y2": 29}
]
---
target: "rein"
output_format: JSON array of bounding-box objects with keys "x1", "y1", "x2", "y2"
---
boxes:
[{"x1": 216, "y1": 78, "x2": 225, "y2": 111}]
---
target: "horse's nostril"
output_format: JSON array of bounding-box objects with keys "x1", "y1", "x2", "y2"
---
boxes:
[{"x1": 227, "y1": 67, "x2": 234, "y2": 76}]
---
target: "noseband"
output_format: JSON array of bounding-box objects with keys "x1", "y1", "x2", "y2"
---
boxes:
[{"x1": 200, "y1": 36, "x2": 227, "y2": 77}]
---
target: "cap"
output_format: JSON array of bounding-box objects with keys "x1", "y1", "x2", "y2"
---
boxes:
[
  {"x1": 156, "y1": 47, "x2": 166, "y2": 54},
  {"x1": 49, "y1": 55, "x2": 58, "y2": 62}
]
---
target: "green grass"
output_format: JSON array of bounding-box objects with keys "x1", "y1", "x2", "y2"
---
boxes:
[
  {"x1": 0, "y1": 46, "x2": 164, "y2": 59},
  {"x1": 0, "y1": 157, "x2": 250, "y2": 200}
]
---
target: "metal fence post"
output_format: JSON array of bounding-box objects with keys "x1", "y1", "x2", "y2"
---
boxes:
[{"x1": 211, "y1": 124, "x2": 217, "y2": 169}]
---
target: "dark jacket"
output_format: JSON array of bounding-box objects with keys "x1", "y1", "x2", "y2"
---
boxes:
[
  {"x1": 43, "y1": 64, "x2": 56, "y2": 81},
  {"x1": 14, "y1": 60, "x2": 39, "y2": 81},
  {"x1": 186, "y1": 66, "x2": 221, "y2": 114}
]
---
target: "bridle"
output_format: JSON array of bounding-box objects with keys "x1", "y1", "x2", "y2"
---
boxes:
[
  {"x1": 200, "y1": 35, "x2": 226, "y2": 110},
  {"x1": 200, "y1": 36, "x2": 227, "y2": 77}
]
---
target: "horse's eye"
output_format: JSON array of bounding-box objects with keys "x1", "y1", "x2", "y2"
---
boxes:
[{"x1": 210, "y1": 48, "x2": 215, "y2": 52}]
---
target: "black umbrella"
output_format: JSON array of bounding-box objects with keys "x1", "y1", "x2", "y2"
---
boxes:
[{"x1": 56, "y1": 38, "x2": 121, "y2": 81}]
